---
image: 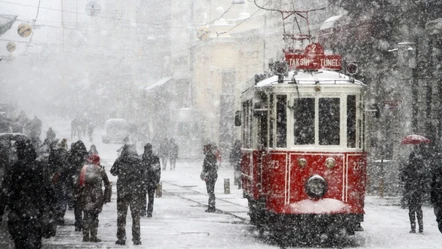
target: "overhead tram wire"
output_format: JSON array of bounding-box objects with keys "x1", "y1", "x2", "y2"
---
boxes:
[
  {"x1": 23, "y1": 0, "x2": 41, "y2": 55},
  {"x1": 0, "y1": 0, "x2": 201, "y2": 29},
  {"x1": 216, "y1": 0, "x2": 271, "y2": 37}
]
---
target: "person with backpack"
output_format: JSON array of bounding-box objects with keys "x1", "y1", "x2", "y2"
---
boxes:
[
  {"x1": 140, "y1": 143, "x2": 161, "y2": 217},
  {"x1": 77, "y1": 154, "x2": 110, "y2": 242}
]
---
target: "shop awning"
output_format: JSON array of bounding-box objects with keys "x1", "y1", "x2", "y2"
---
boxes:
[
  {"x1": 144, "y1": 77, "x2": 173, "y2": 92},
  {"x1": 0, "y1": 15, "x2": 17, "y2": 37},
  {"x1": 426, "y1": 18, "x2": 442, "y2": 35}
]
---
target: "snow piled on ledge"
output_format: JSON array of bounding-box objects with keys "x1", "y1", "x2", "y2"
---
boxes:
[{"x1": 290, "y1": 198, "x2": 350, "y2": 214}]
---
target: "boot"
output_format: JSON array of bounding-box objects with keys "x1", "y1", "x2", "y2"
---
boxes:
[
  {"x1": 90, "y1": 220, "x2": 101, "y2": 242},
  {"x1": 409, "y1": 212, "x2": 416, "y2": 233},
  {"x1": 417, "y1": 209, "x2": 424, "y2": 233},
  {"x1": 82, "y1": 227, "x2": 90, "y2": 242}
]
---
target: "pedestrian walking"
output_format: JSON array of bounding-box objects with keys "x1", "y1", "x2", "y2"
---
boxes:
[
  {"x1": 87, "y1": 122, "x2": 94, "y2": 142},
  {"x1": 169, "y1": 138, "x2": 178, "y2": 171},
  {"x1": 140, "y1": 143, "x2": 161, "y2": 217},
  {"x1": 48, "y1": 138, "x2": 70, "y2": 225},
  {"x1": 77, "y1": 154, "x2": 111, "y2": 242},
  {"x1": 200, "y1": 144, "x2": 218, "y2": 213},
  {"x1": 402, "y1": 146, "x2": 427, "y2": 233},
  {"x1": 159, "y1": 138, "x2": 169, "y2": 170},
  {"x1": 67, "y1": 140, "x2": 89, "y2": 231},
  {"x1": 110, "y1": 144, "x2": 144, "y2": 246},
  {"x1": 0, "y1": 139, "x2": 57, "y2": 249},
  {"x1": 431, "y1": 153, "x2": 442, "y2": 233},
  {"x1": 46, "y1": 127, "x2": 56, "y2": 144},
  {"x1": 229, "y1": 140, "x2": 242, "y2": 189},
  {"x1": 36, "y1": 143, "x2": 58, "y2": 238}
]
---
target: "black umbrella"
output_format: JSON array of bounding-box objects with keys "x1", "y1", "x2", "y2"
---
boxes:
[{"x1": 0, "y1": 15, "x2": 17, "y2": 37}]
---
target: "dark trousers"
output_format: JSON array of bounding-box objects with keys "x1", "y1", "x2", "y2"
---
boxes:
[
  {"x1": 161, "y1": 157, "x2": 168, "y2": 170},
  {"x1": 54, "y1": 182, "x2": 68, "y2": 223},
  {"x1": 82, "y1": 211, "x2": 99, "y2": 239},
  {"x1": 8, "y1": 217, "x2": 42, "y2": 249},
  {"x1": 205, "y1": 178, "x2": 217, "y2": 209},
  {"x1": 434, "y1": 205, "x2": 442, "y2": 233},
  {"x1": 409, "y1": 201, "x2": 423, "y2": 232},
  {"x1": 74, "y1": 199, "x2": 82, "y2": 229},
  {"x1": 141, "y1": 187, "x2": 156, "y2": 215},
  {"x1": 116, "y1": 194, "x2": 143, "y2": 242},
  {"x1": 170, "y1": 158, "x2": 177, "y2": 170}
]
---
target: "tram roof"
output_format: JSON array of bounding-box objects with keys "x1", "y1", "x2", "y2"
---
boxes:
[{"x1": 255, "y1": 70, "x2": 365, "y2": 87}]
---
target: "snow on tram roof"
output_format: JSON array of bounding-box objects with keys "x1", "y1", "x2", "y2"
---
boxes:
[{"x1": 255, "y1": 70, "x2": 365, "y2": 87}]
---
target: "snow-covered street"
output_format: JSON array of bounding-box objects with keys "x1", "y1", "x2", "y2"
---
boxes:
[{"x1": 1, "y1": 118, "x2": 442, "y2": 249}]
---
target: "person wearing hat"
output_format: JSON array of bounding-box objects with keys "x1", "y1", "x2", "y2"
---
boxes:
[
  {"x1": 77, "y1": 154, "x2": 110, "y2": 242},
  {"x1": 200, "y1": 144, "x2": 218, "y2": 213}
]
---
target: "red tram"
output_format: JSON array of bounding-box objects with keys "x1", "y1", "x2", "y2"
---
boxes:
[{"x1": 238, "y1": 44, "x2": 367, "y2": 240}]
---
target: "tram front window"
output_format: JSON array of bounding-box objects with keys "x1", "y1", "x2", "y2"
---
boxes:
[
  {"x1": 293, "y1": 98, "x2": 315, "y2": 145},
  {"x1": 319, "y1": 98, "x2": 340, "y2": 145}
]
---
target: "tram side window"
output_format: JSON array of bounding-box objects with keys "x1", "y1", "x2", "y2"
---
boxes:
[
  {"x1": 276, "y1": 95, "x2": 287, "y2": 148},
  {"x1": 347, "y1": 95, "x2": 356, "y2": 148},
  {"x1": 293, "y1": 98, "x2": 315, "y2": 145},
  {"x1": 319, "y1": 98, "x2": 340, "y2": 145},
  {"x1": 242, "y1": 102, "x2": 252, "y2": 148},
  {"x1": 269, "y1": 94, "x2": 274, "y2": 148}
]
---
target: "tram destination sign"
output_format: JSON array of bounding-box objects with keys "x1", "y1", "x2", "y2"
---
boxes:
[{"x1": 284, "y1": 43, "x2": 342, "y2": 71}]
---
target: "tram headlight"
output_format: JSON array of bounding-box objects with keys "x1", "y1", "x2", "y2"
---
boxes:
[
  {"x1": 305, "y1": 174, "x2": 328, "y2": 199},
  {"x1": 298, "y1": 158, "x2": 307, "y2": 168},
  {"x1": 325, "y1": 157, "x2": 336, "y2": 169}
]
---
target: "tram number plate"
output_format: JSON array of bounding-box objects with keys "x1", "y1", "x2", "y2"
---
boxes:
[
  {"x1": 270, "y1": 161, "x2": 279, "y2": 169},
  {"x1": 353, "y1": 160, "x2": 364, "y2": 171}
]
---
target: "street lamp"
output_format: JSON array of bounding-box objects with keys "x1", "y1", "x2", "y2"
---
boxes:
[{"x1": 232, "y1": 0, "x2": 246, "y2": 4}]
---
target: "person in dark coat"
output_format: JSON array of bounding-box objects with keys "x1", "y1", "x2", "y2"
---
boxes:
[
  {"x1": 110, "y1": 144, "x2": 144, "y2": 246},
  {"x1": 402, "y1": 147, "x2": 427, "y2": 233},
  {"x1": 430, "y1": 153, "x2": 442, "y2": 233},
  {"x1": 48, "y1": 138, "x2": 70, "y2": 225},
  {"x1": 0, "y1": 139, "x2": 56, "y2": 249},
  {"x1": 229, "y1": 140, "x2": 242, "y2": 189},
  {"x1": 87, "y1": 122, "x2": 94, "y2": 142},
  {"x1": 169, "y1": 138, "x2": 178, "y2": 171},
  {"x1": 46, "y1": 127, "x2": 56, "y2": 144},
  {"x1": 140, "y1": 143, "x2": 161, "y2": 217},
  {"x1": 36, "y1": 143, "x2": 58, "y2": 238},
  {"x1": 67, "y1": 140, "x2": 89, "y2": 231},
  {"x1": 200, "y1": 144, "x2": 218, "y2": 213},
  {"x1": 159, "y1": 138, "x2": 169, "y2": 170},
  {"x1": 77, "y1": 154, "x2": 110, "y2": 242}
]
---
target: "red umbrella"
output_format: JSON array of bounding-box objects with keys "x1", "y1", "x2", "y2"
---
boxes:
[{"x1": 401, "y1": 135, "x2": 430, "y2": 145}]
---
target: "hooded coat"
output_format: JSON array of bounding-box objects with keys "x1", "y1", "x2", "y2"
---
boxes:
[
  {"x1": 111, "y1": 144, "x2": 145, "y2": 197},
  {"x1": 77, "y1": 154, "x2": 110, "y2": 212},
  {"x1": 141, "y1": 146, "x2": 161, "y2": 190},
  {"x1": 402, "y1": 151, "x2": 427, "y2": 204}
]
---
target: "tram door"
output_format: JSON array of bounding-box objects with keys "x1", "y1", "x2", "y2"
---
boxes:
[{"x1": 255, "y1": 96, "x2": 268, "y2": 193}]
